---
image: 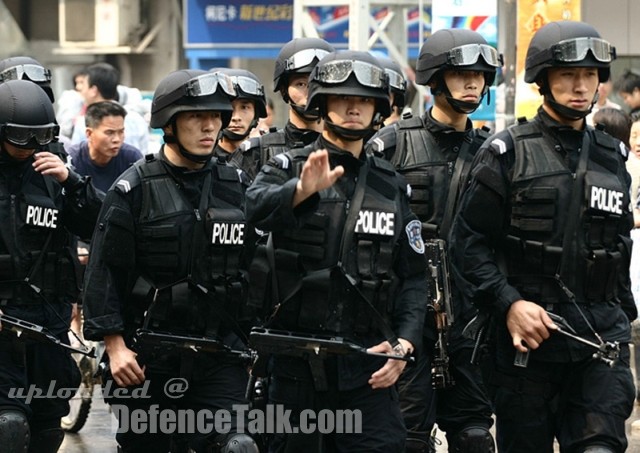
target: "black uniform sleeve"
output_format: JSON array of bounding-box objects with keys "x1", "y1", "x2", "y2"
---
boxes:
[
  {"x1": 82, "y1": 186, "x2": 137, "y2": 340},
  {"x1": 449, "y1": 133, "x2": 523, "y2": 315},
  {"x1": 391, "y1": 177, "x2": 428, "y2": 347},
  {"x1": 246, "y1": 153, "x2": 320, "y2": 231},
  {"x1": 61, "y1": 169, "x2": 104, "y2": 240}
]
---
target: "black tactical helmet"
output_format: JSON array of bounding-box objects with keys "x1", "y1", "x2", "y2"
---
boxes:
[
  {"x1": 306, "y1": 50, "x2": 391, "y2": 119},
  {"x1": 150, "y1": 69, "x2": 234, "y2": 129},
  {"x1": 0, "y1": 56, "x2": 54, "y2": 103},
  {"x1": 216, "y1": 68, "x2": 267, "y2": 118},
  {"x1": 378, "y1": 57, "x2": 407, "y2": 110},
  {"x1": 273, "y1": 37, "x2": 335, "y2": 94},
  {"x1": 416, "y1": 29, "x2": 501, "y2": 87},
  {"x1": 0, "y1": 80, "x2": 58, "y2": 149},
  {"x1": 525, "y1": 21, "x2": 614, "y2": 84}
]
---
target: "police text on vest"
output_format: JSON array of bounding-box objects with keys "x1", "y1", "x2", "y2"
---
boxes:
[
  {"x1": 355, "y1": 210, "x2": 395, "y2": 236},
  {"x1": 211, "y1": 222, "x2": 245, "y2": 245},
  {"x1": 26, "y1": 205, "x2": 58, "y2": 228},
  {"x1": 589, "y1": 186, "x2": 623, "y2": 215}
]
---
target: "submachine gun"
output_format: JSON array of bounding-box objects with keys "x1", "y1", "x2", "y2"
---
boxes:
[
  {"x1": 249, "y1": 327, "x2": 414, "y2": 391},
  {"x1": 0, "y1": 314, "x2": 96, "y2": 358},
  {"x1": 425, "y1": 239, "x2": 455, "y2": 389}
]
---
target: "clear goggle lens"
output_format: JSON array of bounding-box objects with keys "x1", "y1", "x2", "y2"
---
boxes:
[
  {"x1": 285, "y1": 48, "x2": 331, "y2": 71},
  {"x1": 0, "y1": 64, "x2": 52, "y2": 83},
  {"x1": 187, "y1": 72, "x2": 237, "y2": 98},
  {"x1": 552, "y1": 37, "x2": 615, "y2": 63},
  {"x1": 231, "y1": 76, "x2": 264, "y2": 97},
  {"x1": 316, "y1": 60, "x2": 387, "y2": 88},
  {"x1": 447, "y1": 44, "x2": 502, "y2": 67},
  {"x1": 3, "y1": 123, "x2": 58, "y2": 146},
  {"x1": 386, "y1": 69, "x2": 406, "y2": 91}
]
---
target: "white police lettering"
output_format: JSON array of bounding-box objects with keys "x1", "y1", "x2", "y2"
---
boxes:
[
  {"x1": 589, "y1": 186, "x2": 623, "y2": 215},
  {"x1": 211, "y1": 222, "x2": 245, "y2": 245},
  {"x1": 354, "y1": 210, "x2": 395, "y2": 236},
  {"x1": 26, "y1": 205, "x2": 58, "y2": 228}
]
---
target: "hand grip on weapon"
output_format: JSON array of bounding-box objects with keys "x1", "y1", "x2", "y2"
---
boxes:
[
  {"x1": 507, "y1": 300, "x2": 558, "y2": 353},
  {"x1": 104, "y1": 334, "x2": 146, "y2": 387},
  {"x1": 293, "y1": 150, "x2": 344, "y2": 207},
  {"x1": 367, "y1": 338, "x2": 414, "y2": 389}
]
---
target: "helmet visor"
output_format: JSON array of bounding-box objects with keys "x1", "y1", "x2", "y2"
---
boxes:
[
  {"x1": 316, "y1": 60, "x2": 387, "y2": 88},
  {"x1": 0, "y1": 64, "x2": 51, "y2": 83},
  {"x1": 386, "y1": 68, "x2": 407, "y2": 92},
  {"x1": 448, "y1": 44, "x2": 502, "y2": 68},
  {"x1": 552, "y1": 37, "x2": 615, "y2": 63},
  {"x1": 232, "y1": 75, "x2": 265, "y2": 97},
  {"x1": 285, "y1": 48, "x2": 331, "y2": 71},
  {"x1": 2, "y1": 123, "x2": 59, "y2": 146}
]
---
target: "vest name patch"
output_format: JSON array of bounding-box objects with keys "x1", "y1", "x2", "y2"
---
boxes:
[
  {"x1": 212, "y1": 222, "x2": 245, "y2": 245},
  {"x1": 589, "y1": 186, "x2": 623, "y2": 215},
  {"x1": 355, "y1": 210, "x2": 395, "y2": 236},
  {"x1": 26, "y1": 205, "x2": 58, "y2": 228}
]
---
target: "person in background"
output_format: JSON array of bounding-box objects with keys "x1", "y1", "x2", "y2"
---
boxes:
[
  {"x1": 586, "y1": 79, "x2": 621, "y2": 126},
  {"x1": 213, "y1": 68, "x2": 267, "y2": 161},
  {"x1": 378, "y1": 57, "x2": 408, "y2": 126},
  {"x1": 71, "y1": 62, "x2": 150, "y2": 154},
  {"x1": 67, "y1": 101, "x2": 143, "y2": 194},
  {"x1": 614, "y1": 68, "x2": 640, "y2": 121},
  {"x1": 232, "y1": 37, "x2": 335, "y2": 180}
]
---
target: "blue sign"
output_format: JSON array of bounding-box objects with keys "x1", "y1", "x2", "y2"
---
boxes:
[{"x1": 185, "y1": 0, "x2": 294, "y2": 48}]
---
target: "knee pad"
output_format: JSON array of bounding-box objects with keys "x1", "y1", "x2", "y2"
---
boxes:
[
  {"x1": 0, "y1": 410, "x2": 29, "y2": 452},
  {"x1": 28, "y1": 427, "x2": 64, "y2": 453},
  {"x1": 583, "y1": 447, "x2": 615, "y2": 453},
  {"x1": 447, "y1": 426, "x2": 495, "y2": 453},
  {"x1": 220, "y1": 433, "x2": 259, "y2": 453}
]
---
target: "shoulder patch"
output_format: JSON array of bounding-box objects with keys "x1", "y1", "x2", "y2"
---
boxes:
[
  {"x1": 489, "y1": 138, "x2": 507, "y2": 155},
  {"x1": 272, "y1": 153, "x2": 291, "y2": 170},
  {"x1": 405, "y1": 219, "x2": 425, "y2": 254}
]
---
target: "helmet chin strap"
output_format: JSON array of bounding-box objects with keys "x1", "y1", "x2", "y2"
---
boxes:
[
  {"x1": 431, "y1": 74, "x2": 486, "y2": 115},
  {"x1": 542, "y1": 88, "x2": 597, "y2": 122},
  {"x1": 291, "y1": 102, "x2": 322, "y2": 122},
  {"x1": 164, "y1": 122, "x2": 214, "y2": 164},
  {"x1": 324, "y1": 113, "x2": 383, "y2": 142},
  {"x1": 221, "y1": 118, "x2": 258, "y2": 142}
]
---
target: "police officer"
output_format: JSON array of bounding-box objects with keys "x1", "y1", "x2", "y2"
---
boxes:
[
  {"x1": 246, "y1": 50, "x2": 427, "y2": 452},
  {"x1": 82, "y1": 69, "x2": 258, "y2": 453},
  {"x1": 367, "y1": 28, "x2": 500, "y2": 453},
  {"x1": 449, "y1": 21, "x2": 635, "y2": 452},
  {"x1": 377, "y1": 57, "x2": 408, "y2": 126},
  {"x1": 213, "y1": 68, "x2": 267, "y2": 160},
  {"x1": 0, "y1": 80, "x2": 102, "y2": 452},
  {"x1": 232, "y1": 37, "x2": 335, "y2": 180}
]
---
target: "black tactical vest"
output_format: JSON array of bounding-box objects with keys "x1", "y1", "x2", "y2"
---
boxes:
[
  {"x1": 391, "y1": 116, "x2": 488, "y2": 238},
  {"x1": 129, "y1": 157, "x2": 248, "y2": 334},
  {"x1": 503, "y1": 120, "x2": 631, "y2": 304},
  {"x1": 0, "y1": 166, "x2": 76, "y2": 305},
  {"x1": 257, "y1": 148, "x2": 404, "y2": 336}
]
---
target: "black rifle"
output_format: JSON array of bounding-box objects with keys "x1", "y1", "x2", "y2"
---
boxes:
[
  {"x1": 0, "y1": 314, "x2": 95, "y2": 358},
  {"x1": 425, "y1": 239, "x2": 455, "y2": 389},
  {"x1": 133, "y1": 329, "x2": 253, "y2": 364},
  {"x1": 249, "y1": 327, "x2": 413, "y2": 391}
]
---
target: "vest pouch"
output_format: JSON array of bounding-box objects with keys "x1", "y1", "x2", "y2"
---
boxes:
[
  {"x1": 510, "y1": 187, "x2": 557, "y2": 233},
  {"x1": 20, "y1": 194, "x2": 60, "y2": 236},
  {"x1": 0, "y1": 255, "x2": 15, "y2": 301},
  {"x1": 206, "y1": 208, "x2": 246, "y2": 278},
  {"x1": 297, "y1": 267, "x2": 335, "y2": 332},
  {"x1": 402, "y1": 170, "x2": 432, "y2": 219},
  {"x1": 56, "y1": 249, "x2": 78, "y2": 304},
  {"x1": 247, "y1": 244, "x2": 271, "y2": 313},
  {"x1": 584, "y1": 249, "x2": 620, "y2": 302}
]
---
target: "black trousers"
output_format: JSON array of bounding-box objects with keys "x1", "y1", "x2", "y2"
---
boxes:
[
  {"x1": 0, "y1": 303, "x2": 79, "y2": 432},
  {"x1": 268, "y1": 371, "x2": 406, "y2": 452},
  {"x1": 488, "y1": 344, "x2": 634, "y2": 453},
  {"x1": 104, "y1": 354, "x2": 250, "y2": 453}
]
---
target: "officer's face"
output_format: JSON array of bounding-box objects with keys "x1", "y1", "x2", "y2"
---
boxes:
[
  {"x1": 226, "y1": 99, "x2": 255, "y2": 137},
  {"x1": 440, "y1": 70, "x2": 485, "y2": 105},
  {"x1": 2, "y1": 142, "x2": 35, "y2": 160},
  {"x1": 546, "y1": 67, "x2": 599, "y2": 113},
  {"x1": 87, "y1": 115, "x2": 125, "y2": 162},
  {"x1": 325, "y1": 95, "x2": 375, "y2": 129},
  {"x1": 288, "y1": 74, "x2": 310, "y2": 107},
  {"x1": 170, "y1": 110, "x2": 222, "y2": 155}
]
